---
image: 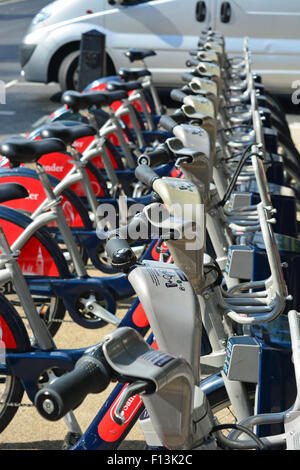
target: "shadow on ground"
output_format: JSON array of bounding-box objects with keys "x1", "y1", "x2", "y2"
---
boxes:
[
  {"x1": 0, "y1": 440, "x2": 146, "y2": 451},
  {"x1": 0, "y1": 440, "x2": 63, "y2": 450}
]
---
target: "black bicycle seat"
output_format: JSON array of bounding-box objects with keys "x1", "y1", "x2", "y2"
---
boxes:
[
  {"x1": 61, "y1": 90, "x2": 128, "y2": 112},
  {"x1": 40, "y1": 120, "x2": 97, "y2": 146},
  {"x1": 118, "y1": 68, "x2": 151, "y2": 82},
  {"x1": 0, "y1": 136, "x2": 66, "y2": 165},
  {"x1": 125, "y1": 49, "x2": 156, "y2": 62},
  {"x1": 106, "y1": 80, "x2": 142, "y2": 93},
  {"x1": 0, "y1": 183, "x2": 29, "y2": 204}
]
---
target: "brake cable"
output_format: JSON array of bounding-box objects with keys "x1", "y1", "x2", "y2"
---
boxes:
[
  {"x1": 210, "y1": 423, "x2": 266, "y2": 450},
  {"x1": 216, "y1": 144, "x2": 263, "y2": 208}
]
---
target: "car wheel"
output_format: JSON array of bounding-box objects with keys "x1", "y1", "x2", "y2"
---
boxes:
[{"x1": 58, "y1": 50, "x2": 80, "y2": 91}]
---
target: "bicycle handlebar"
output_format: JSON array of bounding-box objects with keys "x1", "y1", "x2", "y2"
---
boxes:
[
  {"x1": 186, "y1": 58, "x2": 199, "y2": 68},
  {"x1": 137, "y1": 143, "x2": 173, "y2": 167},
  {"x1": 135, "y1": 164, "x2": 160, "y2": 187},
  {"x1": 105, "y1": 236, "x2": 137, "y2": 271},
  {"x1": 159, "y1": 107, "x2": 190, "y2": 132},
  {"x1": 170, "y1": 89, "x2": 187, "y2": 104},
  {"x1": 159, "y1": 114, "x2": 179, "y2": 132},
  {"x1": 34, "y1": 346, "x2": 112, "y2": 421},
  {"x1": 182, "y1": 72, "x2": 198, "y2": 83}
]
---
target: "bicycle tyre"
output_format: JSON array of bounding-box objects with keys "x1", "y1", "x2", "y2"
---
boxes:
[
  {"x1": 0, "y1": 206, "x2": 71, "y2": 337},
  {"x1": 0, "y1": 294, "x2": 31, "y2": 433}
]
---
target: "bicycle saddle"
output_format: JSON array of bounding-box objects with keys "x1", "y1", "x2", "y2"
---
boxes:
[
  {"x1": 106, "y1": 80, "x2": 143, "y2": 93},
  {"x1": 61, "y1": 90, "x2": 128, "y2": 112},
  {"x1": 0, "y1": 182, "x2": 29, "y2": 204},
  {"x1": 39, "y1": 120, "x2": 97, "y2": 146},
  {"x1": 124, "y1": 48, "x2": 156, "y2": 62},
  {"x1": 0, "y1": 136, "x2": 66, "y2": 165},
  {"x1": 118, "y1": 68, "x2": 151, "y2": 82}
]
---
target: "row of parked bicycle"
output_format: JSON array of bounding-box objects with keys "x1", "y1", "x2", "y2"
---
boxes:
[{"x1": 0, "y1": 27, "x2": 300, "y2": 451}]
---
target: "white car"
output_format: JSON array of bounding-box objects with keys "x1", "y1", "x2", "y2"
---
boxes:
[{"x1": 20, "y1": 0, "x2": 300, "y2": 93}]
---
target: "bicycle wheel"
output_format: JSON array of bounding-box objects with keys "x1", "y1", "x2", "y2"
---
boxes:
[
  {"x1": 205, "y1": 379, "x2": 256, "y2": 432},
  {"x1": 0, "y1": 206, "x2": 71, "y2": 338},
  {"x1": 0, "y1": 295, "x2": 31, "y2": 433},
  {"x1": 0, "y1": 376, "x2": 24, "y2": 434}
]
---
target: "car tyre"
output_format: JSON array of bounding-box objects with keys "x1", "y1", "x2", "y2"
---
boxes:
[{"x1": 58, "y1": 50, "x2": 80, "y2": 91}]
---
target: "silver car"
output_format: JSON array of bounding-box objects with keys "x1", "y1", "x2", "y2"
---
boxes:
[{"x1": 20, "y1": 0, "x2": 300, "y2": 93}]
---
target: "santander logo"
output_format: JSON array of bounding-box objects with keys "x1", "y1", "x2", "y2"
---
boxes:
[
  {"x1": 43, "y1": 163, "x2": 64, "y2": 173},
  {"x1": 98, "y1": 384, "x2": 143, "y2": 442}
]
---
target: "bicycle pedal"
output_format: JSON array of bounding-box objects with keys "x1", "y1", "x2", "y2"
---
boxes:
[{"x1": 62, "y1": 432, "x2": 82, "y2": 450}]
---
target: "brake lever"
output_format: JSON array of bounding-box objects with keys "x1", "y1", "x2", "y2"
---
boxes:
[
  {"x1": 174, "y1": 156, "x2": 193, "y2": 169},
  {"x1": 113, "y1": 380, "x2": 151, "y2": 425}
]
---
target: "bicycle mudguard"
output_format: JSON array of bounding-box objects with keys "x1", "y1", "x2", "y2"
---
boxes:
[
  {"x1": 30, "y1": 124, "x2": 125, "y2": 170},
  {"x1": 27, "y1": 128, "x2": 111, "y2": 193},
  {"x1": 0, "y1": 167, "x2": 92, "y2": 229},
  {"x1": 75, "y1": 136, "x2": 124, "y2": 170},
  {"x1": 39, "y1": 92, "x2": 135, "y2": 151},
  {"x1": 37, "y1": 153, "x2": 109, "y2": 198},
  {"x1": 0, "y1": 205, "x2": 70, "y2": 278},
  {"x1": 84, "y1": 75, "x2": 153, "y2": 124}
]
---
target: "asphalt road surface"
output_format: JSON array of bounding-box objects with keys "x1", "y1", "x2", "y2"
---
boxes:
[{"x1": 0, "y1": 0, "x2": 61, "y2": 141}]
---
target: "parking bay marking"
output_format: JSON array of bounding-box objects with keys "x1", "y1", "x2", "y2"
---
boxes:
[{"x1": 0, "y1": 110, "x2": 16, "y2": 115}]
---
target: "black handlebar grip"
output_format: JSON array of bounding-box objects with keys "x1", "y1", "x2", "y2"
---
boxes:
[
  {"x1": 135, "y1": 164, "x2": 160, "y2": 187},
  {"x1": 170, "y1": 89, "x2": 187, "y2": 104},
  {"x1": 182, "y1": 72, "x2": 197, "y2": 83},
  {"x1": 159, "y1": 114, "x2": 179, "y2": 133},
  {"x1": 180, "y1": 85, "x2": 194, "y2": 96},
  {"x1": 105, "y1": 236, "x2": 137, "y2": 271},
  {"x1": 138, "y1": 144, "x2": 172, "y2": 167},
  {"x1": 106, "y1": 236, "x2": 131, "y2": 259},
  {"x1": 185, "y1": 59, "x2": 199, "y2": 68},
  {"x1": 34, "y1": 354, "x2": 112, "y2": 421},
  {"x1": 169, "y1": 109, "x2": 189, "y2": 124}
]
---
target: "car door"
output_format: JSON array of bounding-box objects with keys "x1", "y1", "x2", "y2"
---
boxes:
[
  {"x1": 104, "y1": 0, "x2": 217, "y2": 87},
  {"x1": 215, "y1": 0, "x2": 300, "y2": 93}
]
